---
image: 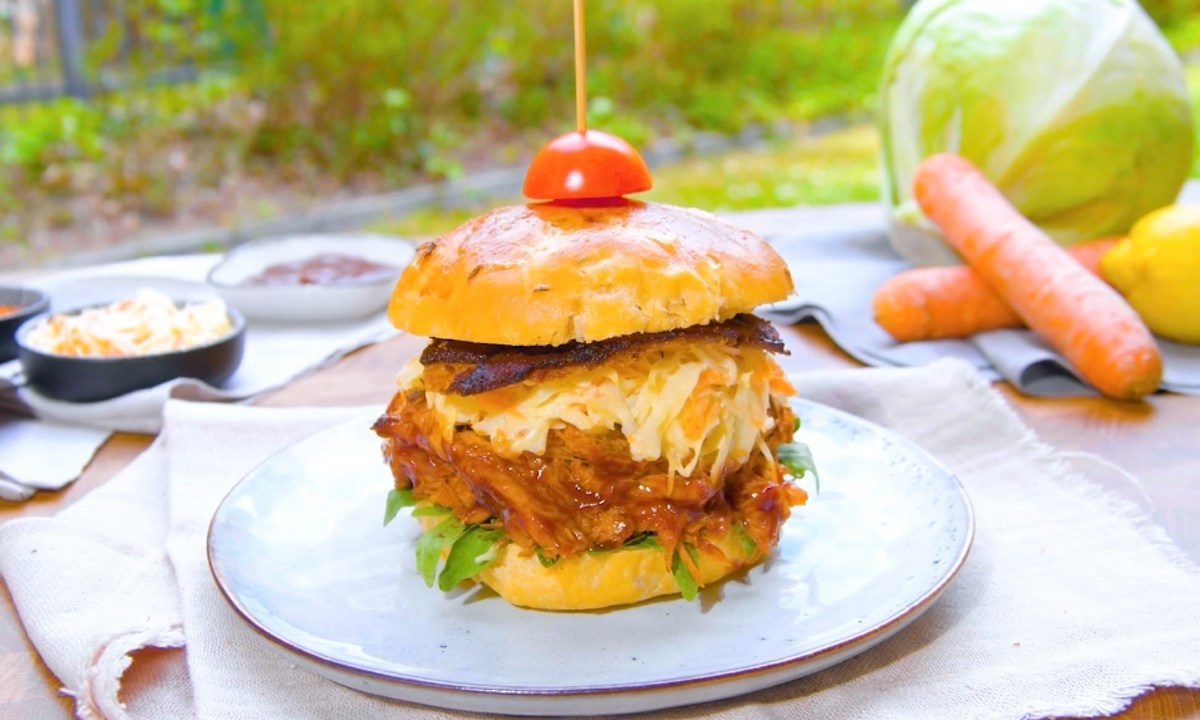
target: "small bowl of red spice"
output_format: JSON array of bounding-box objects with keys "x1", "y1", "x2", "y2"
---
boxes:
[
  {"x1": 0, "y1": 285, "x2": 51, "y2": 362},
  {"x1": 207, "y1": 234, "x2": 415, "y2": 323}
]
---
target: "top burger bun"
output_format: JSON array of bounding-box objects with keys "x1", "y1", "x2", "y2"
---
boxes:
[{"x1": 388, "y1": 199, "x2": 794, "y2": 346}]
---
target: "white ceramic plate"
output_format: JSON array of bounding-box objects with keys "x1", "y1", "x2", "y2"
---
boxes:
[
  {"x1": 207, "y1": 399, "x2": 973, "y2": 716},
  {"x1": 206, "y1": 234, "x2": 414, "y2": 322}
]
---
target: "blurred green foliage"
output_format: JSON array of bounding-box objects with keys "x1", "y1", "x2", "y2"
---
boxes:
[
  {"x1": 242, "y1": 0, "x2": 904, "y2": 181},
  {"x1": 1187, "y1": 64, "x2": 1200, "y2": 177},
  {"x1": 646, "y1": 125, "x2": 882, "y2": 210},
  {"x1": 378, "y1": 125, "x2": 883, "y2": 240},
  {"x1": 0, "y1": 0, "x2": 903, "y2": 241},
  {"x1": 1142, "y1": 0, "x2": 1200, "y2": 26},
  {"x1": 2, "y1": 0, "x2": 1200, "y2": 252}
]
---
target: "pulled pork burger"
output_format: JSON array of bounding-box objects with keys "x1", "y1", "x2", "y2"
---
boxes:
[{"x1": 372, "y1": 198, "x2": 816, "y2": 610}]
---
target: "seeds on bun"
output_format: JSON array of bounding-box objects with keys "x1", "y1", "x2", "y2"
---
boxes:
[{"x1": 373, "y1": 199, "x2": 814, "y2": 611}]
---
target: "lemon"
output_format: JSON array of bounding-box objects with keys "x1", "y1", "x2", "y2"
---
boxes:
[{"x1": 1100, "y1": 204, "x2": 1200, "y2": 344}]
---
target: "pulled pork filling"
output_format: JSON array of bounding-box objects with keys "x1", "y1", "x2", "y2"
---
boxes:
[{"x1": 372, "y1": 315, "x2": 807, "y2": 567}]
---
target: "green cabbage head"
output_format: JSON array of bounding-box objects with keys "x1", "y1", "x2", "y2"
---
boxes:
[{"x1": 881, "y1": 0, "x2": 1195, "y2": 265}]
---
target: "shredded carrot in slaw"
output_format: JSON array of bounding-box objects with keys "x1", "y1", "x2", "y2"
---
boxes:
[{"x1": 23, "y1": 289, "x2": 233, "y2": 358}]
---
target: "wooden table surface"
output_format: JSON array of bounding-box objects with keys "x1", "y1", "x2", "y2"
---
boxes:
[{"x1": 2, "y1": 322, "x2": 1198, "y2": 719}]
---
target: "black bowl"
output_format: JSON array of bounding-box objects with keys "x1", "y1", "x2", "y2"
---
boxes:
[
  {"x1": 0, "y1": 286, "x2": 51, "y2": 362},
  {"x1": 16, "y1": 304, "x2": 246, "y2": 403}
]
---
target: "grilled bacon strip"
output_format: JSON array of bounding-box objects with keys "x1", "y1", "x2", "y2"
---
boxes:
[{"x1": 420, "y1": 313, "x2": 786, "y2": 396}]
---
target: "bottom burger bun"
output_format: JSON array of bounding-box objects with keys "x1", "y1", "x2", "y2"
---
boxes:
[
  {"x1": 481, "y1": 529, "x2": 755, "y2": 611},
  {"x1": 416, "y1": 513, "x2": 756, "y2": 611}
]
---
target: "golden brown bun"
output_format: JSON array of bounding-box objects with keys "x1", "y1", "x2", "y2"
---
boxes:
[
  {"x1": 478, "y1": 529, "x2": 756, "y2": 611},
  {"x1": 388, "y1": 200, "x2": 794, "y2": 345}
]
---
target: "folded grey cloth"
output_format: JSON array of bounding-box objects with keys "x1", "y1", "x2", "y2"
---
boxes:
[{"x1": 750, "y1": 205, "x2": 1200, "y2": 396}]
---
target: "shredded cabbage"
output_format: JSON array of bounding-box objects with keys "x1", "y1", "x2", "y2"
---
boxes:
[
  {"x1": 396, "y1": 343, "x2": 794, "y2": 478},
  {"x1": 23, "y1": 289, "x2": 233, "y2": 358}
]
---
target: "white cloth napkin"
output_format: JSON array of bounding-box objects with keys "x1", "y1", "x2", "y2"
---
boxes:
[
  {"x1": 0, "y1": 415, "x2": 110, "y2": 500},
  {"x1": 741, "y1": 204, "x2": 1200, "y2": 397},
  {"x1": 0, "y1": 254, "x2": 397, "y2": 500},
  {"x1": 2, "y1": 358, "x2": 1199, "y2": 720}
]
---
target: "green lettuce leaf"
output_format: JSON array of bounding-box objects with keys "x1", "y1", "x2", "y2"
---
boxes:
[
  {"x1": 622, "y1": 532, "x2": 660, "y2": 550},
  {"x1": 438, "y1": 525, "x2": 507, "y2": 591},
  {"x1": 382, "y1": 488, "x2": 415, "y2": 526},
  {"x1": 388, "y1": 493, "x2": 506, "y2": 590},
  {"x1": 412, "y1": 504, "x2": 450, "y2": 518},
  {"x1": 672, "y1": 545, "x2": 700, "y2": 601},
  {"x1": 585, "y1": 531, "x2": 661, "y2": 557},
  {"x1": 776, "y1": 440, "x2": 819, "y2": 493},
  {"x1": 734, "y1": 522, "x2": 758, "y2": 558},
  {"x1": 414, "y1": 516, "x2": 467, "y2": 587},
  {"x1": 415, "y1": 513, "x2": 465, "y2": 588}
]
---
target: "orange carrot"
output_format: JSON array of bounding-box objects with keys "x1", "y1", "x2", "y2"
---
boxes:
[
  {"x1": 912, "y1": 153, "x2": 1161, "y2": 401},
  {"x1": 873, "y1": 237, "x2": 1119, "y2": 342}
]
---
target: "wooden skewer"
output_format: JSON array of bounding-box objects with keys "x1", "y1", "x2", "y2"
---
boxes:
[{"x1": 574, "y1": 0, "x2": 587, "y2": 135}]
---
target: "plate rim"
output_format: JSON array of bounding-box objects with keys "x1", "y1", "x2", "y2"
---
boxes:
[
  {"x1": 206, "y1": 399, "x2": 975, "y2": 712},
  {"x1": 205, "y1": 233, "x2": 414, "y2": 289}
]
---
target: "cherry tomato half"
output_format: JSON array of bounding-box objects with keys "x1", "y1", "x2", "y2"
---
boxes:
[{"x1": 522, "y1": 129, "x2": 653, "y2": 201}]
